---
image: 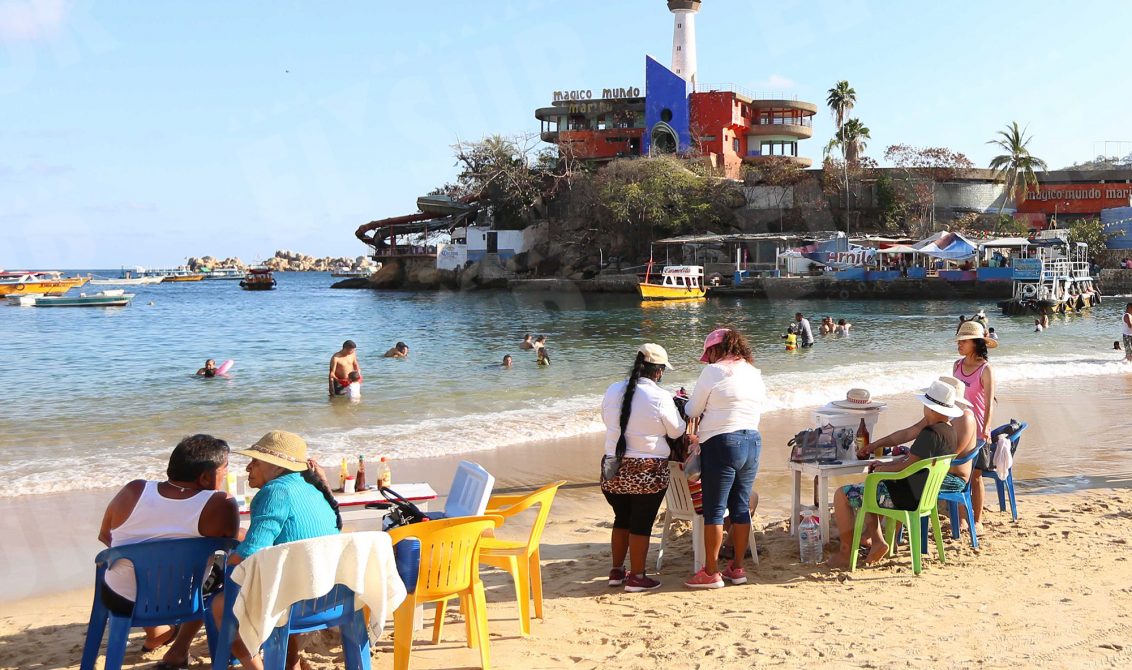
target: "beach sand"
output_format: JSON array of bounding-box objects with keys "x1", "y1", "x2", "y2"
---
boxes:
[{"x1": 3, "y1": 376, "x2": 1131, "y2": 668}]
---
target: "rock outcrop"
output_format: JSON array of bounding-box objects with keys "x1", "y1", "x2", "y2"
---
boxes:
[{"x1": 187, "y1": 251, "x2": 378, "y2": 273}]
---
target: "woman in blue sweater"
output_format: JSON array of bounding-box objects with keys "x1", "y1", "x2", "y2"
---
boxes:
[{"x1": 208, "y1": 430, "x2": 341, "y2": 670}]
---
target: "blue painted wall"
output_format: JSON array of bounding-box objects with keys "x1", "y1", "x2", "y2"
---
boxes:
[{"x1": 642, "y1": 56, "x2": 691, "y2": 154}]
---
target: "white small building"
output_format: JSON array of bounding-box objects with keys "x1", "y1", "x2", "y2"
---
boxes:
[{"x1": 436, "y1": 226, "x2": 527, "y2": 271}]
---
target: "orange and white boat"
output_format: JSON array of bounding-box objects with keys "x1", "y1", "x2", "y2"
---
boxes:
[{"x1": 0, "y1": 271, "x2": 87, "y2": 297}]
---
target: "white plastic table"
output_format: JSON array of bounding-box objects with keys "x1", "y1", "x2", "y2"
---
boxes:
[
  {"x1": 788, "y1": 458, "x2": 892, "y2": 542},
  {"x1": 238, "y1": 482, "x2": 438, "y2": 524}
]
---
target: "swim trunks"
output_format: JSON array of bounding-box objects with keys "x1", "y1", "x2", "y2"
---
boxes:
[
  {"x1": 329, "y1": 378, "x2": 350, "y2": 396},
  {"x1": 842, "y1": 482, "x2": 894, "y2": 510},
  {"x1": 940, "y1": 473, "x2": 966, "y2": 493}
]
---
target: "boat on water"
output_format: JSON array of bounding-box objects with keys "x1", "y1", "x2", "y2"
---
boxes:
[
  {"x1": 638, "y1": 264, "x2": 707, "y2": 300},
  {"x1": 997, "y1": 230, "x2": 1098, "y2": 316},
  {"x1": 31, "y1": 289, "x2": 135, "y2": 307},
  {"x1": 88, "y1": 271, "x2": 164, "y2": 286},
  {"x1": 330, "y1": 263, "x2": 381, "y2": 278},
  {"x1": 202, "y1": 267, "x2": 245, "y2": 280},
  {"x1": 6, "y1": 293, "x2": 43, "y2": 306},
  {"x1": 239, "y1": 268, "x2": 277, "y2": 291},
  {"x1": 134, "y1": 266, "x2": 206, "y2": 282},
  {"x1": 0, "y1": 271, "x2": 88, "y2": 296}
]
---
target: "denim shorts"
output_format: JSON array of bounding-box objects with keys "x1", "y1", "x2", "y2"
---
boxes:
[{"x1": 699, "y1": 429, "x2": 761, "y2": 526}]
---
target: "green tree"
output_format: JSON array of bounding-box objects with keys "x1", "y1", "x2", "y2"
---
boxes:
[
  {"x1": 987, "y1": 122, "x2": 1048, "y2": 214},
  {"x1": 1068, "y1": 218, "x2": 1115, "y2": 257},
  {"x1": 826, "y1": 80, "x2": 856, "y2": 135},
  {"x1": 836, "y1": 118, "x2": 871, "y2": 164},
  {"x1": 994, "y1": 214, "x2": 1029, "y2": 236}
]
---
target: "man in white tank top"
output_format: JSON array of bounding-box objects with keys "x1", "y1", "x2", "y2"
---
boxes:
[
  {"x1": 1122, "y1": 303, "x2": 1132, "y2": 362},
  {"x1": 97, "y1": 435, "x2": 239, "y2": 659}
]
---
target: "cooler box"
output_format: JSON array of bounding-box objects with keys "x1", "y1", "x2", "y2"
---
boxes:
[{"x1": 813, "y1": 406, "x2": 883, "y2": 437}]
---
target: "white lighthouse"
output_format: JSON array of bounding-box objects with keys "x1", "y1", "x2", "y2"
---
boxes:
[{"x1": 668, "y1": 0, "x2": 701, "y2": 87}]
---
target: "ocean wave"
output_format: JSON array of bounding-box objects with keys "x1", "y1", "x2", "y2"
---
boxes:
[{"x1": 5, "y1": 353, "x2": 1128, "y2": 498}]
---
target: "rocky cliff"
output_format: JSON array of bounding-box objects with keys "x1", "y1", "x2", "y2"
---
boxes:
[{"x1": 186, "y1": 251, "x2": 377, "y2": 273}]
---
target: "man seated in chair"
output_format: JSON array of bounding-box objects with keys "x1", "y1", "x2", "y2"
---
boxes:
[
  {"x1": 862, "y1": 375, "x2": 978, "y2": 511},
  {"x1": 829, "y1": 381, "x2": 961, "y2": 569},
  {"x1": 97, "y1": 435, "x2": 240, "y2": 661}
]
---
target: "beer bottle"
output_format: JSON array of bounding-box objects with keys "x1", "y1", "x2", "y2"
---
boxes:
[
  {"x1": 355, "y1": 455, "x2": 367, "y2": 491},
  {"x1": 854, "y1": 419, "x2": 870, "y2": 457},
  {"x1": 378, "y1": 457, "x2": 392, "y2": 488}
]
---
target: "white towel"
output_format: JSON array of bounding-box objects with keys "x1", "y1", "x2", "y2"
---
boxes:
[
  {"x1": 230, "y1": 531, "x2": 407, "y2": 654},
  {"x1": 993, "y1": 433, "x2": 1014, "y2": 474}
]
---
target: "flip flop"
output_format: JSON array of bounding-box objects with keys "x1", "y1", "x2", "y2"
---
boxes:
[{"x1": 153, "y1": 661, "x2": 189, "y2": 670}]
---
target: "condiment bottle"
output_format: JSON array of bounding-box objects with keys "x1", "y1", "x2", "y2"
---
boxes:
[
  {"x1": 378, "y1": 457, "x2": 392, "y2": 488},
  {"x1": 355, "y1": 455, "x2": 367, "y2": 491},
  {"x1": 339, "y1": 458, "x2": 349, "y2": 492}
]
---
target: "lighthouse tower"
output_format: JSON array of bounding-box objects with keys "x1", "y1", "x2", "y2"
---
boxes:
[{"x1": 668, "y1": 0, "x2": 701, "y2": 87}]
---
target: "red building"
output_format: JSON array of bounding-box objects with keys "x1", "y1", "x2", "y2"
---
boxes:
[{"x1": 689, "y1": 88, "x2": 817, "y2": 177}]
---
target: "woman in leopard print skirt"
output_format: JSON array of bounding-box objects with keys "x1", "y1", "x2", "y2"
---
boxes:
[{"x1": 599, "y1": 343, "x2": 686, "y2": 592}]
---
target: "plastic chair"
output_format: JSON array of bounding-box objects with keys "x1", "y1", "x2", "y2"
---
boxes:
[
  {"x1": 388, "y1": 516, "x2": 502, "y2": 670},
  {"x1": 214, "y1": 582, "x2": 371, "y2": 670},
  {"x1": 211, "y1": 533, "x2": 416, "y2": 670},
  {"x1": 427, "y1": 461, "x2": 496, "y2": 520},
  {"x1": 80, "y1": 537, "x2": 237, "y2": 670},
  {"x1": 981, "y1": 421, "x2": 1028, "y2": 521},
  {"x1": 937, "y1": 446, "x2": 983, "y2": 549},
  {"x1": 657, "y1": 462, "x2": 758, "y2": 572},
  {"x1": 462, "y1": 480, "x2": 566, "y2": 637},
  {"x1": 849, "y1": 455, "x2": 954, "y2": 575}
]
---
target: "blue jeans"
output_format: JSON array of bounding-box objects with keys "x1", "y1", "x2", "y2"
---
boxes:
[{"x1": 699, "y1": 429, "x2": 761, "y2": 526}]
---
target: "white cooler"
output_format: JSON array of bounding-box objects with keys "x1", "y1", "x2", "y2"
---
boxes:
[{"x1": 813, "y1": 404, "x2": 884, "y2": 437}]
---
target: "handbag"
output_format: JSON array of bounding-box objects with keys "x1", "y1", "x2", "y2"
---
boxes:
[
  {"x1": 374, "y1": 486, "x2": 430, "y2": 530},
  {"x1": 788, "y1": 427, "x2": 829, "y2": 463}
]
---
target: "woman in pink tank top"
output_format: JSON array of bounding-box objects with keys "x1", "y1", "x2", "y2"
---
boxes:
[{"x1": 953, "y1": 321, "x2": 996, "y2": 525}]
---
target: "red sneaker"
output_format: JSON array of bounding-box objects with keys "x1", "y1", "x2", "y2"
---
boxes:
[
  {"x1": 683, "y1": 568, "x2": 724, "y2": 589},
  {"x1": 721, "y1": 564, "x2": 747, "y2": 585},
  {"x1": 608, "y1": 567, "x2": 626, "y2": 587},
  {"x1": 623, "y1": 573, "x2": 661, "y2": 592}
]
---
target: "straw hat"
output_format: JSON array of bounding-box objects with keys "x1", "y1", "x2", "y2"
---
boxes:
[
  {"x1": 916, "y1": 380, "x2": 965, "y2": 418},
  {"x1": 237, "y1": 430, "x2": 309, "y2": 472},
  {"x1": 956, "y1": 321, "x2": 997, "y2": 348},
  {"x1": 638, "y1": 343, "x2": 674, "y2": 369},
  {"x1": 830, "y1": 388, "x2": 886, "y2": 410},
  {"x1": 920, "y1": 376, "x2": 973, "y2": 409}
]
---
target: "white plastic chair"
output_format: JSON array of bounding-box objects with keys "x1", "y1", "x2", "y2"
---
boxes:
[
  {"x1": 656, "y1": 462, "x2": 758, "y2": 572},
  {"x1": 429, "y1": 461, "x2": 495, "y2": 520}
]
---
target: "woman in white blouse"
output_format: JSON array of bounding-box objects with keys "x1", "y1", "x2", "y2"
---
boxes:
[
  {"x1": 683, "y1": 328, "x2": 766, "y2": 589},
  {"x1": 599, "y1": 343, "x2": 686, "y2": 593}
]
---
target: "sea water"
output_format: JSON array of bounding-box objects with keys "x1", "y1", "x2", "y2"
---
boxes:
[{"x1": 1, "y1": 271, "x2": 1128, "y2": 497}]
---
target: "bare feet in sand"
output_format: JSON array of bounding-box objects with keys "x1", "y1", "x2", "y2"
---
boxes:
[{"x1": 864, "y1": 541, "x2": 890, "y2": 565}]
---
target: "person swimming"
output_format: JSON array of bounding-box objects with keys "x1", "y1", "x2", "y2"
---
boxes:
[
  {"x1": 537, "y1": 347, "x2": 551, "y2": 366},
  {"x1": 196, "y1": 359, "x2": 217, "y2": 378},
  {"x1": 502, "y1": 354, "x2": 513, "y2": 368}
]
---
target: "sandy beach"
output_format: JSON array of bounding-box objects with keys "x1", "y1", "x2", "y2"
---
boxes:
[{"x1": 3, "y1": 375, "x2": 1131, "y2": 669}]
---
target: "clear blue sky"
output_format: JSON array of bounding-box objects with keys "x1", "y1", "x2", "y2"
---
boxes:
[{"x1": 3, "y1": 0, "x2": 1130, "y2": 268}]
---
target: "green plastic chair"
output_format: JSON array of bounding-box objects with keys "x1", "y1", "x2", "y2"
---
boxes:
[{"x1": 849, "y1": 455, "x2": 955, "y2": 575}]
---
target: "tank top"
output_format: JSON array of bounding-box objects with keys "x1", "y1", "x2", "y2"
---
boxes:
[
  {"x1": 953, "y1": 359, "x2": 988, "y2": 434},
  {"x1": 1123, "y1": 312, "x2": 1132, "y2": 336},
  {"x1": 105, "y1": 481, "x2": 212, "y2": 600}
]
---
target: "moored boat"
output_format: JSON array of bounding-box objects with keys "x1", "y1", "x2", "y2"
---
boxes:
[
  {"x1": 30, "y1": 289, "x2": 135, "y2": 307},
  {"x1": 997, "y1": 230, "x2": 1097, "y2": 316},
  {"x1": 202, "y1": 267, "x2": 245, "y2": 280},
  {"x1": 638, "y1": 264, "x2": 706, "y2": 300},
  {"x1": 0, "y1": 272, "x2": 86, "y2": 296},
  {"x1": 239, "y1": 268, "x2": 277, "y2": 291}
]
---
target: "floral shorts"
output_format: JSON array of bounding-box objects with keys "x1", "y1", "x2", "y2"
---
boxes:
[{"x1": 842, "y1": 482, "x2": 894, "y2": 510}]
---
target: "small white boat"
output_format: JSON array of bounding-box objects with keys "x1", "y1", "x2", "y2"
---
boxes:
[
  {"x1": 203, "y1": 267, "x2": 245, "y2": 280},
  {"x1": 88, "y1": 276, "x2": 163, "y2": 286},
  {"x1": 7, "y1": 293, "x2": 43, "y2": 306},
  {"x1": 31, "y1": 289, "x2": 135, "y2": 307}
]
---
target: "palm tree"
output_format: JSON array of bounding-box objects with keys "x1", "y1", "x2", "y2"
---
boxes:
[
  {"x1": 837, "y1": 118, "x2": 871, "y2": 163},
  {"x1": 826, "y1": 80, "x2": 856, "y2": 133},
  {"x1": 987, "y1": 121, "x2": 1048, "y2": 213}
]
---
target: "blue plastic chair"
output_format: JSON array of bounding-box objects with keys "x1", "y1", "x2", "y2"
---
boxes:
[
  {"x1": 211, "y1": 538, "x2": 421, "y2": 670},
  {"x1": 937, "y1": 446, "x2": 983, "y2": 548},
  {"x1": 80, "y1": 537, "x2": 237, "y2": 670},
  {"x1": 981, "y1": 421, "x2": 1028, "y2": 521}
]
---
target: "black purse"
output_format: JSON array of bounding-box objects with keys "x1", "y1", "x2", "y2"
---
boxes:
[{"x1": 367, "y1": 486, "x2": 430, "y2": 530}]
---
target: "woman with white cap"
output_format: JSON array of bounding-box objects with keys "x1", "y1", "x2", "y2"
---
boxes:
[
  {"x1": 830, "y1": 380, "x2": 961, "y2": 569},
  {"x1": 212, "y1": 430, "x2": 341, "y2": 670},
  {"x1": 953, "y1": 320, "x2": 996, "y2": 527},
  {"x1": 600, "y1": 344, "x2": 685, "y2": 592},
  {"x1": 683, "y1": 328, "x2": 766, "y2": 589}
]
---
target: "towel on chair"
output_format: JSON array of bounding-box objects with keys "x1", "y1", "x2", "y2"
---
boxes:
[{"x1": 230, "y1": 531, "x2": 407, "y2": 653}]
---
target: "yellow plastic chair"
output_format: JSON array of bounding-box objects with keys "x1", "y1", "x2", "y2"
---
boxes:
[
  {"x1": 463, "y1": 480, "x2": 566, "y2": 637},
  {"x1": 387, "y1": 515, "x2": 502, "y2": 670}
]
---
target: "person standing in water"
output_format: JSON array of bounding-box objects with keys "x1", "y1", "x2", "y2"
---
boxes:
[
  {"x1": 329, "y1": 340, "x2": 361, "y2": 397},
  {"x1": 794, "y1": 313, "x2": 814, "y2": 348},
  {"x1": 1122, "y1": 303, "x2": 1132, "y2": 362}
]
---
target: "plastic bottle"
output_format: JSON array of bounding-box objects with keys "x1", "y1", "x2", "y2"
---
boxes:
[
  {"x1": 339, "y1": 458, "x2": 349, "y2": 492},
  {"x1": 798, "y1": 507, "x2": 823, "y2": 564},
  {"x1": 378, "y1": 457, "x2": 392, "y2": 489}
]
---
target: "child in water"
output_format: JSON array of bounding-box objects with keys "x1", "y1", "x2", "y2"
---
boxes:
[
  {"x1": 782, "y1": 325, "x2": 798, "y2": 351},
  {"x1": 346, "y1": 371, "x2": 361, "y2": 402},
  {"x1": 537, "y1": 347, "x2": 551, "y2": 366},
  {"x1": 196, "y1": 359, "x2": 217, "y2": 378}
]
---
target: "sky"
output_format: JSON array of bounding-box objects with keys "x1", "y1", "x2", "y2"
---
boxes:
[{"x1": 3, "y1": 0, "x2": 1131, "y2": 268}]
